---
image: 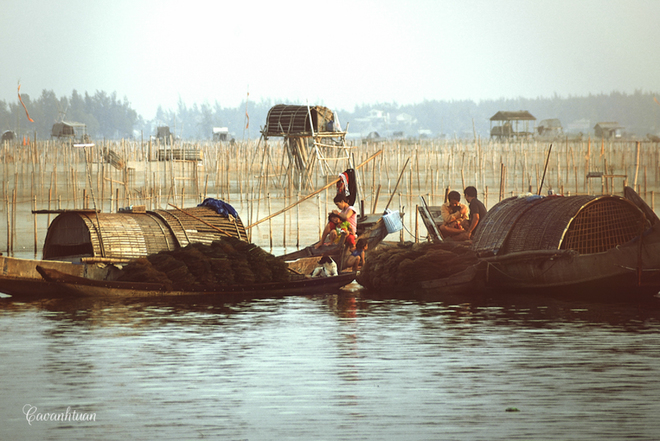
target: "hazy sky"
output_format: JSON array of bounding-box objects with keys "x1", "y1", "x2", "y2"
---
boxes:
[{"x1": 2, "y1": 0, "x2": 659, "y2": 118}]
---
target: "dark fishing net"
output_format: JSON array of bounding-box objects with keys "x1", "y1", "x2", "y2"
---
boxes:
[
  {"x1": 117, "y1": 237, "x2": 290, "y2": 291},
  {"x1": 356, "y1": 241, "x2": 478, "y2": 292}
]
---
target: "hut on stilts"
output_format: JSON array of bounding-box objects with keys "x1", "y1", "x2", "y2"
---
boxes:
[{"x1": 260, "y1": 104, "x2": 353, "y2": 189}]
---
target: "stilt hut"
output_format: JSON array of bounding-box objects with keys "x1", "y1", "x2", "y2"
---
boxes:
[
  {"x1": 42, "y1": 204, "x2": 247, "y2": 263},
  {"x1": 51, "y1": 121, "x2": 87, "y2": 141},
  {"x1": 260, "y1": 104, "x2": 353, "y2": 187},
  {"x1": 489, "y1": 111, "x2": 536, "y2": 139}
]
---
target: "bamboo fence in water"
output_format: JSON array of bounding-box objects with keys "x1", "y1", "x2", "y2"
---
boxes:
[{"x1": 0, "y1": 137, "x2": 658, "y2": 257}]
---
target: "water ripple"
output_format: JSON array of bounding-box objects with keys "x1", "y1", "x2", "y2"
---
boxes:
[{"x1": 2, "y1": 293, "x2": 660, "y2": 440}]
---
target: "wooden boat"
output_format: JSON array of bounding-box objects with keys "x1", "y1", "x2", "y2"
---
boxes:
[
  {"x1": 0, "y1": 201, "x2": 249, "y2": 299},
  {"x1": 417, "y1": 262, "x2": 482, "y2": 293},
  {"x1": 0, "y1": 255, "x2": 115, "y2": 298},
  {"x1": 279, "y1": 210, "x2": 403, "y2": 271},
  {"x1": 36, "y1": 266, "x2": 357, "y2": 300},
  {"x1": 473, "y1": 187, "x2": 660, "y2": 297}
]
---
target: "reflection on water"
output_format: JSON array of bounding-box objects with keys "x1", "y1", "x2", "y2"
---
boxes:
[{"x1": 2, "y1": 289, "x2": 660, "y2": 440}]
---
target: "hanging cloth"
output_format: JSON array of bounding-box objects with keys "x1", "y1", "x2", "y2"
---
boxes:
[{"x1": 337, "y1": 169, "x2": 357, "y2": 206}]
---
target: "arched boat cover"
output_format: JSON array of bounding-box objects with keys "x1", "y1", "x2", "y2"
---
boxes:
[{"x1": 472, "y1": 194, "x2": 646, "y2": 255}]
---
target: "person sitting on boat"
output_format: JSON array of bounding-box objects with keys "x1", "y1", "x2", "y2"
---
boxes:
[
  {"x1": 316, "y1": 213, "x2": 356, "y2": 248},
  {"x1": 461, "y1": 186, "x2": 487, "y2": 240},
  {"x1": 335, "y1": 220, "x2": 357, "y2": 248},
  {"x1": 346, "y1": 237, "x2": 368, "y2": 272},
  {"x1": 438, "y1": 190, "x2": 469, "y2": 238},
  {"x1": 315, "y1": 194, "x2": 357, "y2": 249}
]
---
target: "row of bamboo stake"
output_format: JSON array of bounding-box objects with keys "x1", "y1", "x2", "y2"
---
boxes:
[{"x1": 0, "y1": 137, "x2": 658, "y2": 257}]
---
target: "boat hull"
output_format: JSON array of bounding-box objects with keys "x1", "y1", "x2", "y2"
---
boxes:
[
  {"x1": 0, "y1": 256, "x2": 112, "y2": 298},
  {"x1": 483, "y1": 238, "x2": 660, "y2": 297},
  {"x1": 36, "y1": 266, "x2": 357, "y2": 300}
]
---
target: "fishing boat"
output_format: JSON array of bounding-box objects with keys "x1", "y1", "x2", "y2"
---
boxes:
[
  {"x1": 0, "y1": 201, "x2": 248, "y2": 299},
  {"x1": 36, "y1": 266, "x2": 357, "y2": 300},
  {"x1": 472, "y1": 187, "x2": 660, "y2": 297},
  {"x1": 0, "y1": 255, "x2": 115, "y2": 298},
  {"x1": 280, "y1": 209, "x2": 403, "y2": 269}
]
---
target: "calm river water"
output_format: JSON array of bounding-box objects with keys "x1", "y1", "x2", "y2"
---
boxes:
[{"x1": 2, "y1": 284, "x2": 660, "y2": 441}]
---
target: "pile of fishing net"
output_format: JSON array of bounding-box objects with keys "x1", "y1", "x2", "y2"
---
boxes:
[
  {"x1": 117, "y1": 237, "x2": 290, "y2": 291},
  {"x1": 356, "y1": 241, "x2": 479, "y2": 292}
]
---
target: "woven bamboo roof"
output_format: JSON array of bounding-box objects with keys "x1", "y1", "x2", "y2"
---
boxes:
[
  {"x1": 43, "y1": 206, "x2": 247, "y2": 262},
  {"x1": 473, "y1": 194, "x2": 646, "y2": 255},
  {"x1": 262, "y1": 104, "x2": 338, "y2": 137},
  {"x1": 490, "y1": 111, "x2": 536, "y2": 121}
]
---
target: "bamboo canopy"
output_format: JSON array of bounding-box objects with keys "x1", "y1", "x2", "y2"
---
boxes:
[
  {"x1": 42, "y1": 206, "x2": 246, "y2": 262},
  {"x1": 262, "y1": 104, "x2": 340, "y2": 138},
  {"x1": 473, "y1": 194, "x2": 647, "y2": 255}
]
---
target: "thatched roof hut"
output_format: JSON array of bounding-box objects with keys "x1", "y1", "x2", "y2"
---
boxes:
[
  {"x1": 42, "y1": 205, "x2": 247, "y2": 263},
  {"x1": 594, "y1": 122, "x2": 623, "y2": 139},
  {"x1": 51, "y1": 121, "x2": 86, "y2": 139},
  {"x1": 262, "y1": 104, "x2": 338, "y2": 138},
  {"x1": 489, "y1": 111, "x2": 536, "y2": 139},
  {"x1": 473, "y1": 194, "x2": 646, "y2": 256},
  {"x1": 1, "y1": 130, "x2": 16, "y2": 142},
  {"x1": 489, "y1": 111, "x2": 536, "y2": 122},
  {"x1": 537, "y1": 118, "x2": 563, "y2": 136},
  {"x1": 51, "y1": 122, "x2": 75, "y2": 138}
]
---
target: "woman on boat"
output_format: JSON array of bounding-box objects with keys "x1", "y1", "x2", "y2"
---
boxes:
[{"x1": 315, "y1": 194, "x2": 357, "y2": 249}]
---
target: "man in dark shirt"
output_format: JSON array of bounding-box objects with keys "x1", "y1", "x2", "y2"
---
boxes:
[{"x1": 463, "y1": 186, "x2": 487, "y2": 239}]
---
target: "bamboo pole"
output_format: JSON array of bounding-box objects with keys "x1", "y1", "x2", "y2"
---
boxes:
[
  {"x1": 12, "y1": 188, "x2": 16, "y2": 255},
  {"x1": 245, "y1": 149, "x2": 383, "y2": 229},
  {"x1": 634, "y1": 141, "x2": 640, "y2": 188},
  {"x1": 268, "y1": 193, "x2": 273, "y2": 250},
  {"x1": 384, "y1": 157, "x2": 410, "y2": 212},
  {"x1": 5, "y1": 193, "x2": 10, "y2": 255},
  {"x1": 33, "y1": 195, "x2": 37, "y2": 256}
]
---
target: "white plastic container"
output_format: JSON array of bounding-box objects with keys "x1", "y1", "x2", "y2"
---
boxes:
[{"x1": 383, "y1": 210, "x2": 403, "y2": 234}]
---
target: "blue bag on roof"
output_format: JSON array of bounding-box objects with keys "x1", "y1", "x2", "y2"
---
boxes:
[{"x1": 198, "y1": 198, "x2": 238, "y2": 218}]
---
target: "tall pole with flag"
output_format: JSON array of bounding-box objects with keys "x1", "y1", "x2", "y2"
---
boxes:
[{"x1": 17, "y1": 83, "x2": 34, "y2": 123}]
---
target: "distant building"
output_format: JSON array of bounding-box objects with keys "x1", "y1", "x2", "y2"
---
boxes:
[
  {"x1": 594, "y1": 122, "x2": 623, "y2": 139},
  {"x1": 51, "y1": 121, "x2": 87, "y2": 141},
  {"x1": 156, "y1": 126, "x2": 173, "y2": 144},
  {"x1": 566, "y1": 118, "x2": 591, "y2": 133},
  {"x1": 355, "y1": 109, "x2": 389, "y2": 125},
  {"x1": 396, "y1": 112, "x2": 417, "y2": 126},
  {"x1": 489, "y1": 111, "x2": 536, "y2": 139},
  {"x1": 212, "y1": 127, "x2": 229, "y2": 141},
  {"x1": 363, "y1": 131, "x2": 385, "y2": 143},
  {"x1": 1, "y1": 130, "x2": 16, "y2": 142},
  {"x1": 537, "y1": 119, "x2": 563, "y2": 137}
]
